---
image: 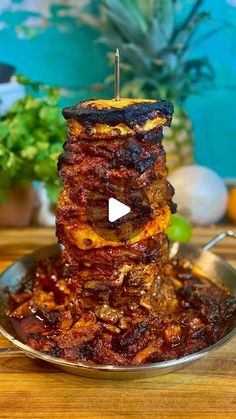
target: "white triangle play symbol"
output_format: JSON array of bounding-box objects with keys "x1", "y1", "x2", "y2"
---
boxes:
[{"x1": 108, "y1": 198, "x2": 131, "y2": 222}]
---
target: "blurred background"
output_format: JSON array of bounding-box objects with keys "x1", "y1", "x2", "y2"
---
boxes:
[{"x1": 0, "y1": 0, "x2": 236, "y2": 233}]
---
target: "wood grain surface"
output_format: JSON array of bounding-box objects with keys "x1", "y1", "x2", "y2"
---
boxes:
[{"x1": 0, "y1": 226, "x2": 235, "y2": 419}]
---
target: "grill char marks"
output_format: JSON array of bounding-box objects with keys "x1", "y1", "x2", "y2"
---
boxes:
[
  {"x1": 57, "y1": 136, "x2": 173, "y2": 230},
  {"x1": 60, "y1": 233, "x2": 169, "y2": 267},
  {"x1": 62, "y1": 99, "x2": 173, "y2": 129},
  {"x1": 57, "y1": 97, "x2": 175, "y2": 265},
  {"x1": 55, "y1": 97, "x2": 175, "y2": 360},
  {"x1": 112, "y1": 140, "x2": 158, "y2": 174},
  {"x1": 9, "y1": 98, "x2": 236, "y2": 367},
  {"x1": 58, "y1": 137, "x2": 166, "y2": 178},
  {"x1": 10, "y1": 256, "x2": 236, "y2": 365}
]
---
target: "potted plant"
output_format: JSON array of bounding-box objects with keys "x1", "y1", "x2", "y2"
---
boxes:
[
  {"x1": 81, "y1": 0, "x2": 225, "y2": 171},
  {"x1": 0, "y1": 75, "x2": 66, "y2": 226}
]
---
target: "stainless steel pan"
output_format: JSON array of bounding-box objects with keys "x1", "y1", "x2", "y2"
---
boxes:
[{"x1": 0, "y1": 230, "x2": 235, "y2": 380}]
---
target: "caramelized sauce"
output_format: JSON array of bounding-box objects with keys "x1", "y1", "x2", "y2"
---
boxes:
[{"x1": 9, "y1": 255, "x2": 236, "y2": 366}]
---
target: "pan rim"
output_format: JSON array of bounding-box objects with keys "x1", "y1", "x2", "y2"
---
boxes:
[{"x1": 0, "y1": 321, "x2": 235, "y2": 372}]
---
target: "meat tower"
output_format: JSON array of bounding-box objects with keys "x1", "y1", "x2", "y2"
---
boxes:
[
  {"x1": 56, "y1": 98, "x2": 175, "y2": 317},
  {"x1": 9, "y1": 98, "x2": 236, "y2": 366}
]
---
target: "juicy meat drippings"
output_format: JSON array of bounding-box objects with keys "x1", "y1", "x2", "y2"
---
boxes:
[{"x1": 9, "y1": 256, "x2": 236, "y2": 365}]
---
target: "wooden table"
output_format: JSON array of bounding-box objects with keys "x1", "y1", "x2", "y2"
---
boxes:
[{"x1": 0, "y1": 226, "x2": 235, "y2": 418}]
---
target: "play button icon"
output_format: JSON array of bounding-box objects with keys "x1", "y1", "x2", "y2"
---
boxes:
[
  {"x1": 108, "y1": 198, "x2": 131, "y2": 222},
  {"x1": 86, "y1": 188, "x2": 151, "y2": 244}
]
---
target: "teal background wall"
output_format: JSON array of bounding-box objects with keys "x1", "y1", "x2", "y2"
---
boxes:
[{"x1": 0, "y1": 0, "x2": 235, "y2": 178}]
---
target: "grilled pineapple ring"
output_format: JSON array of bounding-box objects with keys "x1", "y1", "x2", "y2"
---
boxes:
[
  {"x1": 63, "y1": 98, "x2": 173, "y2": 140},
  {"x1": 65, "y1": 205, "x2": 171, "y2": 250}
]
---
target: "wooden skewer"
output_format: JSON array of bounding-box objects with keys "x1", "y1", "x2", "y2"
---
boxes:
[{"x1": 115, "y1": 48, "x2": 120, "y2": 101}]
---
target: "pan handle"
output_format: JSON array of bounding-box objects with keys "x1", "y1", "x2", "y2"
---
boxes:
[
  {"x1": 0, "y1": 348, "x2": 25, "y2": 357},
  {"x1": 203, "y1": 230, "x2": 236, "y2": 251}
]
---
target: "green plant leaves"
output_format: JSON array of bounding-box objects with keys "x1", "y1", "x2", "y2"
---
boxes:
[
  {"x1": 0, "y1": 75, "x2": 66, "y2": 203},
  {"x1": 103, "y1": 0, "x2": 148, "y2": 41},
  {"x1": 82, "y1": 0, "x2": 220, "y2": 103},
  {"x1": 149, "y1": 0, "x2": 174, "y2": 51},
  {"x1": 0, "y1": 121, "x2": 9, "y2": 138},
  {"x1": 39, "y1": 106, "x2": 61, "y2": 124}
]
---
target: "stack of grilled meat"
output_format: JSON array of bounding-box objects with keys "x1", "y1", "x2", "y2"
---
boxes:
[
  {"x1": 57, "y1": 98, "x2": 175, "y2": 308},
  {"x1": 10, "y1": 99, "x2": 236, "y2": 365}
]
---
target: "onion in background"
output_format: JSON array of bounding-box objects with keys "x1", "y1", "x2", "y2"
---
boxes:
[{"x1": 169, "y1": 165, "x2": 228, "y2": 225}]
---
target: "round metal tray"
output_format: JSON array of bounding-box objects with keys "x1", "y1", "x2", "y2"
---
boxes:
[{"x1": 0, "y1": 231, "x2": 235, "y2": 380}]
